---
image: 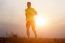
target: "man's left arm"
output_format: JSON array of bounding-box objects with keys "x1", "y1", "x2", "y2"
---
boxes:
[{"x1": 33, "y1": 8, "x2": 37, "y2": 15}]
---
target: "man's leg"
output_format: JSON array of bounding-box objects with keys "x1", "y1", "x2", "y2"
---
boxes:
[
  {"x1": 31, "y1": 21, "x2": 37, "y2": 38},
  {"x1": 26, "y1": 21, "x2": 30, "y2": 38}
]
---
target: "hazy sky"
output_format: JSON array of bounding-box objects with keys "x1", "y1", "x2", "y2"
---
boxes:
[{"x1": 0, "y1": 0, "x2": 65, "y2": 38}]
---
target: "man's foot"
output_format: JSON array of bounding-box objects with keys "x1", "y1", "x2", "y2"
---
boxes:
[
  {"x1": 35, "y1": 35, "x2": 37, "y2": 38},
  {"x1": 28, "y1": 36, "x2": 29, "y2": 39}
]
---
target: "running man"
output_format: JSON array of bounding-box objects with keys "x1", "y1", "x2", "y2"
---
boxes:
[{"x1": 25, "y1": 2, "x2": 37, "y2": 38}]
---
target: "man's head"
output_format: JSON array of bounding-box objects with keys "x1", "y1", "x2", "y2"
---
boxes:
[{"x1": 27, "y1": 2, "x2": 31, "y2": 8}]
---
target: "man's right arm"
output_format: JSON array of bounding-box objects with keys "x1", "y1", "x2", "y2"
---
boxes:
[{"x1": 25, "y1": 9, "x2": 26, "y2": 15}]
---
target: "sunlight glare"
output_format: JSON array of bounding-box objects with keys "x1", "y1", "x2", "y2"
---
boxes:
[{"x1": 35, "y1": 15, "x2": 46, "y2": 26}]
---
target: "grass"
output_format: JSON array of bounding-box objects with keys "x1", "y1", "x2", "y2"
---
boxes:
[{"x1": 0, "y1": 34, "x2": 65, "y2": 43}]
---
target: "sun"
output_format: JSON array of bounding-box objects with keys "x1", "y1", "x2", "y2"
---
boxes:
[{"x1": 35, "y1": 15, "x2": 46, "y2": 26}]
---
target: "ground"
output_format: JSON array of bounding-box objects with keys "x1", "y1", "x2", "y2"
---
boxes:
[{"x1": 0, "y1": 37, "x2": 65, "y2": 43}]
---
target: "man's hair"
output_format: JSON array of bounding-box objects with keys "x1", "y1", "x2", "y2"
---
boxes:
[{"x1": 27, "y1": 2, "x2": 31, "y2": 4}]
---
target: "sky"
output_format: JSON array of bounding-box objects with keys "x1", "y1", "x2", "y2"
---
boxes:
[{"x1": 0, "y1": 0, "x2": 65, "y2": 38}]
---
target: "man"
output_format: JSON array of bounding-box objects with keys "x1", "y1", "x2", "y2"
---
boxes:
[{"x1": 25, "y1": 2, "x2": 37, "y2": 38}]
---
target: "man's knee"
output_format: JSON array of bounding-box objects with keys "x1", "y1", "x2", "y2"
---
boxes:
[
  {"x1": 26, "y1": 21, "x2": 30, "y2": 28},
  {"x1": 32, "y1": 25, "x2": 35, "y2": 31}
]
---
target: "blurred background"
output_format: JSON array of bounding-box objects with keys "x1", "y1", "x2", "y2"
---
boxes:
[{"x1": 0, "y1": 0, "x2": 65, "y2": 38}]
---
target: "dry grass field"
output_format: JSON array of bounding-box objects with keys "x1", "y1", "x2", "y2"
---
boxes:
[{"x1": 0, "y1": 37, "x2": 65, "y2": 43}]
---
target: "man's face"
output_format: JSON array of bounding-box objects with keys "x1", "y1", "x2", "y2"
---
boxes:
[{"x1": 27, "y1": 2, "x2": 31, "y2": 8}]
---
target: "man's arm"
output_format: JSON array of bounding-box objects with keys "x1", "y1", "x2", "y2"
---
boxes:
[
  {"x1": 25, "y1": 9, "x2": 27, "y2": 20},
  {"x1": 33, "y1": 8, "x2": 37, "y2": 15},
  {"x1": 35, "y1": 10, "x2": 37, "y2": 15}
]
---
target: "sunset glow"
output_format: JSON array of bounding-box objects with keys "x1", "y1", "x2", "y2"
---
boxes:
[{"x1": 35, "y1": 15, "x2": 46, "y2": 26}]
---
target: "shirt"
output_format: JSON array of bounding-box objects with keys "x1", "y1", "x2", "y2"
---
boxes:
[{"x1": 25, "y1": 7, "x2": 37, "y2": 21}]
